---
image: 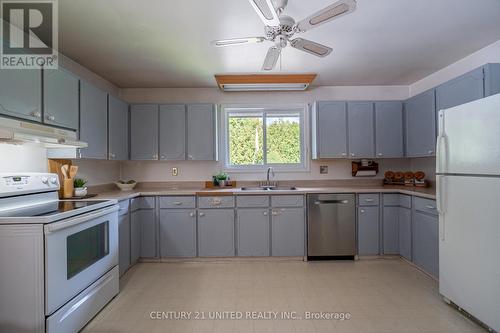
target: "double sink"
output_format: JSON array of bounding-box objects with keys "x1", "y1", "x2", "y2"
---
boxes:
[{"x1": 240, "y1": 186, "x2": 297, "y2": 191}]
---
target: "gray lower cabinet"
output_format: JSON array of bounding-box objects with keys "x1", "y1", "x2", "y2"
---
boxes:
[
  {"x1": 271, "y1": 208, "x2": 305, "y2": 256},
  {"x1": 413, "y1": 210, "x2": 439, "y2": 278},
  {"x1": 130, "y1": 210, "x2": 141, "y2": 265},
  {"x1": 0, "y1": 69, "x2": 41, "y2": 122},
  {"x1": 43, "y1": 68, "x2": 79, "y2": 130},
  {"x1": 108, "y1": 95, "x2": 129, "y2": 160},
  {"x1": 436, "y1": 67, "x2": 484, "y2": 111},
  {"x1": 357, "y1": 206, "x2": 380, "y2": 255},
  {"x1": 399, "y1": 207, "x2": 412, "y2": 261},
  {"x1": 80, "y1": 81, "x2": 108, "y2": 159},
  {"x1": 159, "y1": 104, "x2": 186, "y2": 160},
  {"x1": 405, "y1": 89, "x2": 436, "y2": 157},
  {"x1": 140, "y1": 209, "x2": 157, "y2": 258},
  {"x1": 198, "y1": 209, "x2": 235, "y2": 256},
  {"x1": 130, "y1": 104, "x2": 159, "y2": 160},
  {"x1": 236, "y1": 208, "x2": 270, "y2": 256},
  {"x1": 187, "y1": 104, "x2": 216, "y2": 161},
  {"x1": 159, "y1": 209, "x2": 196, "y2": 257},
  {"x1": 375, "y1": 101, "x2": 403, "y2": 158},
  {"x1": 313, "y1": 101, "x2": 348, "y2": 158},
  {"x1": 347, "y1": 102, "x2": 375, "y2": 158},
  {"x1": 118, "y1": 213, "x2": 131, "y2": 276},
  {"x1": 382, "y1": 206, "x2": 399, "y2": 255}
]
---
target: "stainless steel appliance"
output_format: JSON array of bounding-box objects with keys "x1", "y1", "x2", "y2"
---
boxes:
[
  {"x1": 307, "y1": 193, "x2": 356, "y2": 259},
  {"x1": 0, "y1": 173, "x2": 119, "y2": 333}
]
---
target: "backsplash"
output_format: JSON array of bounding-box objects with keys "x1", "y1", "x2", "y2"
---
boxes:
[{"x1": 0, "y1": 143, "x2": 47, "y2": 173}]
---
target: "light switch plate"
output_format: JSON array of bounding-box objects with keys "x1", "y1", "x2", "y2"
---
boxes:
[
  {"x1": 172, "y1": 167, "x2": 178, "y2": 176},
  {"x1": 320, "y1": 165, "x2": 328, "y2": 174}
]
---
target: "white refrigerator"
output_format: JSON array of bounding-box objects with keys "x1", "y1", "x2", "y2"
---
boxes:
[{"x1": 437, "y1": 93, "x2": 500, "y2": 332}]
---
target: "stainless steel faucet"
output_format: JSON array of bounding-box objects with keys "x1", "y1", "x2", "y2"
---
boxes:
[{"x1": 266, "y1": 167, "x2": 275, "y2": 183}]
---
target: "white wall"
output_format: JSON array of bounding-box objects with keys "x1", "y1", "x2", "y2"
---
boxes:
[{"x1": 410, "y1": 39, "x2": 500, "y2": 96}]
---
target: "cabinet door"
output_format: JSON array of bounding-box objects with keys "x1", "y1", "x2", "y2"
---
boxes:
[
  {"x1": 375, "y1": 101, "x2": 403, "y2": 158},
  {"x1": 130, "y1": 104, "x2": 158, "y2": 160},
  {"x1": 382, "y1": 207, "x2": 399, "y2": 255},
  {"x1": 405, "y1": 89, "x2": 436, "y2": 157},
  {"x1": 198, "y1": 209, "x2": 235, "y2": 256},
  {"x1": 187, "y1": 104, "x2": 215, "y2": 160},
  {"x1": 413, "y1": 211, "x2": 439, "y2": 278},
  {"x1": 0, "y1": 69, "x2": 41, "y2": 122},
  {"x1": 80, "y1": 81, "x2": 108, "y2": 159},
  {"x1": 43, "y1": 68, "x2": 79, "y2": 130},
  {"x1": 108, "y1": 95, "x2": 129, "y2": 160},
  {"x1": 398, "y1": 207, "x2": 412, "y2": 261},
  {"x1": 130, "y1": 211, "x2": 141, "y2": 265},
  {"x1": 159, "y1": 104, "x2": 186, "y2": 160},
  {"x1": 358, "y1": 206, "x2": 379, "y2": 255},
  {"x1": 272, "y1": 208, "x2": 305, "y2": 256},
  {"x1": 347, "y1": 102, "x2": 375, "y2": 158},
  {"x1": 436, "y1": 67, "x2": 484, "y2": 111},
  {"x1": 316, "y1": 102, "x2": 347, "y2": 158},
  {"x1": 140, "y1": 210, "x2": 157, "y2": 258},
  {"x1": 159, "y1": 209, "x2": 196, "y2": 257},
  {"x1": 237, "y1": 209, "x2": 270, "y2": 256},
  {"x1": 118, "y1": 213, "x2": 131, "y2": 276}
]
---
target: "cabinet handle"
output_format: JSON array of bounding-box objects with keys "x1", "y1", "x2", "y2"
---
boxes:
[
  {"x1": 341, "y1": 152, "x2": 347, "y2": 157},
  {"x1": 263, "y1": 211, "x2": 268, "y2": 216},
  {"x1": 199, "y1": 212, "x2": 205, "y2": 217},
  {"x1": 30, "y1": 111, "x2": 41, "y2": 118},
  {"x1": 271, "y1": 210, "x2": 278, "y2": 216},
  {"x1": 377, "y1": 153, "x2": 383, "y2": 157},
  {"x1": 173, "y1": 202, "x2": 182, "y2": 205},
  {"x1": 211, "y1": 199, "x2": 222, "y2": 206},
  {"x1": 360, "y1": 209, "x2": 365, "y2": 213},
  {"x1": 189, "y1": 212, "x2": 195, "y2": 217},
  {"x1": 187, "y1": 154, "x2": 193, "y2": 160},
  {"x1": 350, "y1": 153, "x2": 355, "y2": 157},
  {"x1": 364, "y1": 198, "x2": 374, "y2": 202},
  {"x1": 428, "y1": 150, "x2": 434, "y2": 154},
  {"x1": 109, "y1": 153, "x2": 116, "y2": 159},
  {"x1": 425, "y1": 205, "x2": 435, "y2": 210},
  {"x1": 160, "y1": 155, "x2": 165, "y2": 160},
  {"x1": 152, "y1": 154, "x2": 158, "y2": 159},
  {"x1": 46, "y1": 114, "x2": 55, "y2": 121}
]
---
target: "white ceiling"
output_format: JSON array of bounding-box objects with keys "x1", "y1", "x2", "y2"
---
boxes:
[{"x1": 59, "y1": 0, "x2": 500, "y2": 88}]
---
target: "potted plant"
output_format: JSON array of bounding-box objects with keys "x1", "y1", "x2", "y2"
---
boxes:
[
  {"x1": 73, "y1": 178, "x2": 88, "y2": 197},
  {"x1": 213, "y1": 172, "x2": 229, "y2": 187}
]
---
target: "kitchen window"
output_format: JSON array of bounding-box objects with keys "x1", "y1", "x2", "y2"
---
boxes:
[{"x1": 222, "y1": 105, "x2": 307, "y2": 170}]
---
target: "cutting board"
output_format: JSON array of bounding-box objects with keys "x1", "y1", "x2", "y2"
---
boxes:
[{"x1": 48, "y1": 159, "x2": 72, "y2": 198}]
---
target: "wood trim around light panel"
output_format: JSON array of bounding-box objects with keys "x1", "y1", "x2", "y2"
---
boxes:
[{"x1": 214, "y1": 74, "x2": 317, "y2": 89}]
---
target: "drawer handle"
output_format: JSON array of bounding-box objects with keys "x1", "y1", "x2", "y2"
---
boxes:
[
  {"x1": 425, "y1": 205, "x2": 435, "y2": 210},
  {"x1": 364, "y1": 198, "x2": 375, "y2": 202},
  {"x1": 199, "y1": 212, "x2": 205, "y2": 217},
  {"x1": 189, "y1": 212, "x2": 195, "y2": 217},
  {"x1": 173, "y1": 202, "x2": 182, "y2": 205},
  {"x1": 360, "y1": 209, "x2": 365, "y2": 213},
  {"x1": 263, "y1": 211, "x2": 268, "y2": 216},
  {"x1": 271, "y1": 210, "x2": 278, "y2": 216},
  {"x1": 46, "y1": 114, "x2": 55, "y2": 121},
  {"x1": 211, "y1": 199, "x2": 222, "y2": 205}
]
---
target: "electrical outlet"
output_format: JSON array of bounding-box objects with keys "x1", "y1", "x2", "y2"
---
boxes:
[
  {"x1": 320, "y1": 165, "x2": 328, "y2": 174},
  {"x1": 172, "y1": 167, "x2": 178, "y2": 176}
]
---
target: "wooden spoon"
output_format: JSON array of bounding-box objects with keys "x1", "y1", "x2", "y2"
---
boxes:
[
  {"x1": 69, "y1": 165, "x2": 78, "y2": 179},
  {"x1": 61, "y1": 165, "x2": 69, "y2": 179}
]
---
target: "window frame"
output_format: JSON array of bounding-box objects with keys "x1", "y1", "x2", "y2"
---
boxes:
[{"x1": 220, "y1": 104, "x2": 309, "y2": 172}]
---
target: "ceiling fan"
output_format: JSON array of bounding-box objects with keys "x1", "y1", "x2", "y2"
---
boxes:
[{"x1": 211, "y1": 0, "x2": 357, "y2": 71}]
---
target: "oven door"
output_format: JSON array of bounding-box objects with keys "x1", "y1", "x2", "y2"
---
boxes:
[{"x1": 44, "y1": 204, "x2": 119, "y2": 315}]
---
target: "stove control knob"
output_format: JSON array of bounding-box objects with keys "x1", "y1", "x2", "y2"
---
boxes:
[
  {"x1": 50, "y1": 177, "x2": 58, "y2": 185},
  {"x1": 41, "y1": 176, "x2": 49, "y2": 184}
]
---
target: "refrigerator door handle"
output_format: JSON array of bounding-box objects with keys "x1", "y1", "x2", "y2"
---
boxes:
[
  {"x1": 436, "y1": 111, "x2": 447, "y2": 173},
  {"x1": 437, "y1": 175, "x2": 446, "y2": 241}
]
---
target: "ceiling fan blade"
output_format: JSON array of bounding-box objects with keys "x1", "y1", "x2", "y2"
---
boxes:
[
  {"x1": 211, "y1": 37, "x2": 266, "y2": 47},
  {"x1": 248, "y1": 0, "x2": 280, "y2": 26},
  {"x1": 296, "y1": 0, "x2": 357, "y2": 32},
  {"x1": 262, "y1": 46, "x2": 281, "y2": 71},
  {"x1": 290, "y1": 38, "x2": 333, "y2": 57}
]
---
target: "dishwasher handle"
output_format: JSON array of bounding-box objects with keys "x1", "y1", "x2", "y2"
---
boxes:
[{"x1": 314, "y1": 200, "x2": 349, "y2": 205}]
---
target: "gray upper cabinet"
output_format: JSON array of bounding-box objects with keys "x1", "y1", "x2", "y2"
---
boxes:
[
  {"x1": 187, "y1": 104, "x2": 216, "y2": 161},
  {"x1": 237, "y1": 208, "x2": 270, "y2": 256},
  {"x1": 43, "y1": 68, "x2": 79, "y2": 130},
  {"x1": 108, "y1": 95, "x2": 129, "y2": 160},
  {"x1": 130, "y1": 104, "x2": 159, "y2": 160},
  {"x1": 347, "y1": 102, "x2": 375, "y2": 158},
  {"x1": 80, "y1": 81, "x2": 108, "y2": 159},
  {"x1": 375, "y1": 101, "x2": 403, "y2": 158},
  {"x1": 0, "y1": 69, "x2": 41, "y2": 122},
  {"x1": 271, "y1": 207, "x2": 305, "y2": 256},
  {"x1": 198, "y1": 209, "x2": 235, "y2": 257},
  {"x1": 357, "y1": 206, "x2": 379, "y2": 255},
  {"x1": 484, "y1": 63, "x2": 500, "y2": 97},
  {"x1": 436, "y1": 67, "x2": 484, "y2": 111},
  {"x1": 159, "y1": 104, "x2": 186, "y2": 160},
  {"x1": 313, "y1": 102, "x2": 347, "y2": 158},
  {"x1": 160, "y1": 209, "x2": 197, "y2": 257},
  {"x1": 405, "y1": 89, "x2": 436, "y2": 157}
]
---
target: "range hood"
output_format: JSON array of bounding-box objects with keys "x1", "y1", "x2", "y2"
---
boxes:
[
  {"x1": 0, "y1": 117, "x2": 87, "y2": 148},
  {"x1": 215, "y1": 74, "x2": 317, "y2": 92}
]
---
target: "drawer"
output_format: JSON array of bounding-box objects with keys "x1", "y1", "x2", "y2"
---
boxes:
[
  {"x1": 131, "y1": 196, "x2": 155, "y2": 211},
  {"x1": 198, "y1": 196, "x2": 235, "y2": 208},
  {"x1": 382, "y1": 194, "x2": 399, "y2": 206},
  {"x1": 358, "y1": 194, "x2": 380, "y2": 206},
  {"x1": 413, "y1": 197, "x2": 438, "y2": 216},
  {"x1": 118, "y1": 199, "x2": 130, "y2": 216},
  {"x1": 399, "y1": 195, "x2": 412, "y2": 209},
  {"x1": 236, "y1": 195, "x2": 269, "y2": 208},
  {"x1": 159, "y1": 196, "x2": 196, "y2": 209},
  {"x1": 271, "y1": 195, "x2": 304, "y2": 207}
]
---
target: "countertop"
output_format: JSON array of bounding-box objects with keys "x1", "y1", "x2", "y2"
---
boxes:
[{"x1": 92, "y1": 185, "x2": 436, "y2": 201}]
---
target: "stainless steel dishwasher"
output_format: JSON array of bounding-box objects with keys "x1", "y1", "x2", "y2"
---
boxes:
[{"x1": 307, "y1": 193, "x2": 356, "y2": 260}]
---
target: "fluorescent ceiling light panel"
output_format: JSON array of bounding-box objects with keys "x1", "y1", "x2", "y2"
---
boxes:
[{"x1": 221, "y1": 83, "x2": 309, "y2": 91}]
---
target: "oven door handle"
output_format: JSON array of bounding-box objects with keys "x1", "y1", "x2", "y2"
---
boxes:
[{"x1": 44, "y1": 205, "x2": 119, "y2": 234}]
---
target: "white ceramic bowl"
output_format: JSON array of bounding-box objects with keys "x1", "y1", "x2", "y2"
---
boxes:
[{"x1": 115, "y1": 182, "x2": 137, "y2": 191}]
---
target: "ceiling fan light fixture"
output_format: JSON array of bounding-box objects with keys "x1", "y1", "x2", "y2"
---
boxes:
[{"x1": 309, "y1": 3, "x2": 349, "y2": 25}]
